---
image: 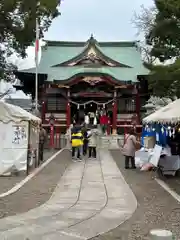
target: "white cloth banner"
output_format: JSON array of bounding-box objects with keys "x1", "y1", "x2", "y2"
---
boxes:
[{"x1": 0, "y1": 121, "x2": 28, "y2": 175}]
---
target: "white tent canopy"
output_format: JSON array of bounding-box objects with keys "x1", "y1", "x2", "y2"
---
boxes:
[
  {"x1": 0, "y1": 101, "x2": 40, "y2": 175},
  {"x1": 0, "y1": 101, "x2": 40, "y2": 123},
  {"x1": 143, "y1": 98, "x2": 180, "y2": 124}
]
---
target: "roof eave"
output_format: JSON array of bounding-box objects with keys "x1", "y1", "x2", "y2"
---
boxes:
[{"x1": 44, "y1": 40, "x2": 137, "y2": 48}]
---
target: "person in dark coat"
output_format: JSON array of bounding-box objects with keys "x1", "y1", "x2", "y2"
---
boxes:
[
  {"x1": 39, "y1": 124, "x2": 47, "y2": 162},
  {"x1": 81, "y1": 125, "x2": 89, "y2": 156}
]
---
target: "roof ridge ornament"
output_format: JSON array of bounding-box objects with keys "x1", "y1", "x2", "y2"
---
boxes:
[{"x1": 88, "y1": 34, "x2": 98, "y2": 45}]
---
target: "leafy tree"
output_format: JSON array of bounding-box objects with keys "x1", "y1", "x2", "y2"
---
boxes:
[
  {"x1": 146, "y1": 0, "x2": 180, "y2": 97},
  {"x1": 133, "y1": 2, "x2": 180, "y2": 97},
  {"x1": 0, "y1": 0, "x2": 61, "y2": 81},
  {"x1": 147, "y1": 0, "x2": 180, "y2": 62}
]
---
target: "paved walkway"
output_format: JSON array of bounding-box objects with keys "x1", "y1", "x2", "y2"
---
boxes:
[
  {"x1": 92, "y1": 150, "x2": 180, "y2": 240},
  {"x1": 0, "y1": 149, "x2": 137, "y2": 239},
  {"x1": 0, "y1": 150, "x2": 70, "y2": 219}
]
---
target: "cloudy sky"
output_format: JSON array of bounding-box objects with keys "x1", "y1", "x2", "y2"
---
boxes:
[{"x1": 18, "y1": 0, "x2": 153, "y2": 69}]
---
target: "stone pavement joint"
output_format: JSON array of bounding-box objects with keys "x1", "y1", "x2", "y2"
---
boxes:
[{"x1": 0, "y1": 149, "x2": 137, "y2": 239}]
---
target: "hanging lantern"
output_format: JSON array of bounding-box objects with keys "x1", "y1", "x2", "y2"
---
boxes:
[{"x1": 77, "y1": 104, "x2": 80, "y2": 109}]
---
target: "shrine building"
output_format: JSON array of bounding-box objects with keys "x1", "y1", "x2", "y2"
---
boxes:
[{"x1": 16, "y1": 35, "x2": 149, "y2": 134}]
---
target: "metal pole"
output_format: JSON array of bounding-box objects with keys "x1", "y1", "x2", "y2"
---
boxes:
[
  {"x1": 35, "y1": 63, "x2": 38, "y2": 110},
  {"x1": 35, "y1": 17, "x2": 39, "y2": 111}
]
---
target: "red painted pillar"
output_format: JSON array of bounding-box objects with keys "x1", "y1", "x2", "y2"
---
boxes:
[
  {"x1": 41, "y1": 101, "x2": 46, "y2": 123},
  {"x1": 66, "y1": 89, "x2": 71, "y2": 129},
  {"x1": 40, "y1": 84, "x2": 46, "y2": 123},
  {"x1": 112, "y1": 90, "x2": 117, "y2": 135},
  {"x1": 107, "y1": 117, "x2": 111, "y2": 135},
  {"x1": 66, "y1": 101, "x2": 71, "y2": 128},
  {"x1": 135, "y1": 86, "x2": 140, "y2": 124},
  {"x1": 50, "y1": 125, "x2": 54, "y2": 148},
  {"x1": 49, "y1": 114, "x2": 55, "y2": 148}
]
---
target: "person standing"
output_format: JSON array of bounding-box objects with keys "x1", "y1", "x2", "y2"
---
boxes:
[
  {"x1": 71, "y1": 122, "x2": 83, "y2": 161},
  {"x1": 121, "y1": 128, "x2": 138, "y2": 169},
  {"x1": 78, "y1": 109, "x2": 85, "y2": 123},
  {"x1": 100, "y1": 113, "x2": 108, "y2": 135},
  {"x1": 88, "y1": 129, "x2": 99, "y2": 159},
  {"x1": 84, "y1": 113, "x2": 90, "y2": 126},
  {"x1": 81, "y1": 124, "x2": 88, "y2": 156},
  {"x1": 39, "y1": 124, "x2": 47, "y2": 162},
  {"x1": 89, "y1": 111, "x2": 95, "y2": 125}
]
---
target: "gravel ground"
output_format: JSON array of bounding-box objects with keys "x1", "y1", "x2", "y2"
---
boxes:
[
  {"x1": 163, "y1": 173, "x2": 180, "y2": 196},
  {"x1": 92, "y1": 150, "x2": 180, "y2": 240},
  {"x1": 0, "y1": 149, "x2": 71, "y2": 219},
  {"x1": 0, "y1": 150, "x2": 57, "y2": 195}
]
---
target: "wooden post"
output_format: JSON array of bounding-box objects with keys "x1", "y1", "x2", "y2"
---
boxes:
[{"x1": 112, "y1": 90, "x2": 117, "y2": 135}]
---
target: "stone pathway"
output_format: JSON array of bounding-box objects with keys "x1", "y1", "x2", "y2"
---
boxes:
[
  {"x1": 0, "y1": 149, "x2": 137, "y2": 239},
  {"x1": 0, "y1": 149, "x2": 70, "y2": 219},
  {"x1": 91, "y1": 150, "x2": 180, "y2": 240}
]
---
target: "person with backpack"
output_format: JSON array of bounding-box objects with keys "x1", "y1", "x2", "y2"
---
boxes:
[{"x1": 71, "y1": 122, "x2": 84, "y2": 161}]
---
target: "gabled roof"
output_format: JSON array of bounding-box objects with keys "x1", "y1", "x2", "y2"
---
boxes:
[
  {"x1": 51, "y1": 35, "x2": 132, "y2": 68},
  {"x1": 52, "y1": 36, "x2": 131, "y2": 68},
  {"x1": 18, "y1": 35, "x2": 149, "y2": 83}
]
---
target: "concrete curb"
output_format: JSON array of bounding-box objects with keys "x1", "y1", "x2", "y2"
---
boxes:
[{"x1": 0, "y1": 148, "x2": 64, "y2": 198}]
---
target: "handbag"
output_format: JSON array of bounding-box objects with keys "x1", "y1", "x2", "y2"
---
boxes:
[
  {"x1": 121, "y1": 134, "x2": 131, "y2": 154},
  {"x1": 122, "y1": 134, "x2": 131, "y2": 147}
]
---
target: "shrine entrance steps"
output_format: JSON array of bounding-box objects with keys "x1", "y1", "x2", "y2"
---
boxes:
[{"x1": 98, "y1": 135, "x2": 124, "y2": 149}]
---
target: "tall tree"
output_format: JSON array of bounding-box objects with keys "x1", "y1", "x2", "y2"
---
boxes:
[
  {"x1": 146, "y1": 0, "x2": 180, "y2": 97},
  {"x1": 0, "y1": 0, "x2": 61, "y2": 81},
  {"x1": 147, "y1": 0, "x2": 180, "y2": 62},
  {"x1": 133, "y1": 2, "x2": 180, "y2": 97}
]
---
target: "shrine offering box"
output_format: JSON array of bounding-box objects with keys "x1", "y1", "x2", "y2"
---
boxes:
[{"x1": 144, "y1": 136, "x2": 156, "y2": 149}]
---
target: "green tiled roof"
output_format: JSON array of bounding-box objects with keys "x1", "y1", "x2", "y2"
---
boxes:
[
  {"x1": 46, "y1": 67, "x2": 139, "y2": 83},
  {"x1": 19, "y1": 36, "x2": 149, "y2": 83}
]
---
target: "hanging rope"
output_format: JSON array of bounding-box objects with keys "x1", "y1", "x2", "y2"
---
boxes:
[{"x1": 70, "y1": 99, "x2": 114, "y2": 106}]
